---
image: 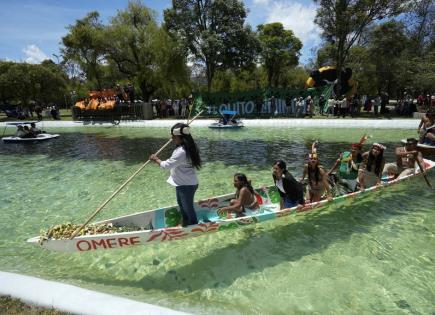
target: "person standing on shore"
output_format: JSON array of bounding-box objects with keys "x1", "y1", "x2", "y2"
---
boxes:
[{"x1": 150, "y1": 123, "x2": 202, "y2": 226}]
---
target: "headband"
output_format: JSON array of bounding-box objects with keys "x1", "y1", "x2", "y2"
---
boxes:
[
  {"x1": 172, "y1": 126, "x2": 190, "y2": 136},
  {"x1": 372, "y1": 143, "x2": 386, "y2": 150}
]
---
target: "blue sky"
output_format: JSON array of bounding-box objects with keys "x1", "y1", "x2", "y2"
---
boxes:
[{"x1": 0, "y1": 0, "x2": 321, "y2": 64}]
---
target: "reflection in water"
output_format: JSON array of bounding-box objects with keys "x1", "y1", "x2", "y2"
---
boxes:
[{"x1": 0, "y1": 131, "x2": 405, "y2": 170}]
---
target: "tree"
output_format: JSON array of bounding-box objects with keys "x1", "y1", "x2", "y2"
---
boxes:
[
  {"x1": 105, "y1": 1, "x2": 190, "y2": 101},
  {"x1": 314, "y1": 0, "x2": 407, "y2": 94},
  {"x1": 367, "y1": 21, "x2": 410, "y2": 96},
  {"x1": 164, "y1": 0, "x2": 259, "y2": 92},
  {"x1": 0, "y1": 61, "x2": 15, "y2": 104},
  {"x1": 211, "y1": 67, "x2": 267, "y2": 92},
  {"x1": 280, "y1": 66, "x2": 310, "y2": 89},
  {"x1": 6, "y1": 63, "x2": 34, "y2": 106},
  {"x1": 409, "y1": 50, "x2": 435, "y2": 93},
  {"x1": 0, "y1": 60, "x2": 69, "y2": 107},
  {"x1": 257, "y1": 22, "x2": 302, "y2": 87},
  {"x1": 35, "y1": 60, "x2": 68, "y2": 105},
  {"x1": 405, "y1": 0, "x2": 435, "y2": 54},
  {"x1": 62, "y1": 12, "x2": 107, "y2": 90}
]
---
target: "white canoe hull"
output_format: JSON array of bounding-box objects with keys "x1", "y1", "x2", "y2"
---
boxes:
[
  {"x1": 2, "y1": 133, "x2": 59, "y2": 143},
  {"x1": 27, "y1": 159, "x2": 435, "y2": 253}
]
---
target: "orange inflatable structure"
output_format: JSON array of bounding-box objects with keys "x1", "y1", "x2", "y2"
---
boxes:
[{"x1": 74, "y1": 89, "x2": 117, "y2": 110}]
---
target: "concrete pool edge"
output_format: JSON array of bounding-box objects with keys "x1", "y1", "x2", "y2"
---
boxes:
[
  {"x1": 0, "y1": 118, "x2": 419, "y2": 129},
  {"x1": 0, "y1": 271, "x2": 190, "y2": 315}
]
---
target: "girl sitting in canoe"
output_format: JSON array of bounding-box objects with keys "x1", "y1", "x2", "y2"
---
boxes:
[
  {"x1": 300, "y1": 142, "x2": 333, "y2": 202},
  {"x1": 419, "y1": 111, "x2": 435, "y2": 146},
  {"x1": 219, "y1": 173, "x2": 259, "y2": 217},
  {"x1": 327, "y1": 135, "x2": 368, "y2": 194},
  {"x1": 150, "y1": 123, "x2": 202, "y2": 226},
  {"x1": 358, "y1": 143, "x2": 386, "y2": 190},
  {"x1": 272, "y1": 160, "x2": 305, "y2": 209}
]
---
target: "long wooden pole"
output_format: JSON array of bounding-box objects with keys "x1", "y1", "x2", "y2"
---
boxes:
[
  {"x1": 70, "y1": 110, "x2": 204, "y2": 239},
  {"x1": 416, "y1": 158, "x2": 432, "y2": 189}
]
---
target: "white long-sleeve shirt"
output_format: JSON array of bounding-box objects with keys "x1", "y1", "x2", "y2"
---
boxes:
[{"x1": 160, "y1": 146, "x2": 198, "y2": 186}]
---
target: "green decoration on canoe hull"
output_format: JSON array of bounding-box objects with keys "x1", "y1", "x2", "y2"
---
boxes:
[{"x1": 165, "y1": 208, "x2": 182, "y2": 227}]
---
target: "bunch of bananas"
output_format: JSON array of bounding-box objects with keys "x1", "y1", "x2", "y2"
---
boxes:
[{"x1": 39, "y1": 222, "x2": 137, "y2": 241}]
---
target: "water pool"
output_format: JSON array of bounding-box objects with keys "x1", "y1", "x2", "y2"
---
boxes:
[{"x1": 0, "y1": 126, "x2": 434, "y2": 314}]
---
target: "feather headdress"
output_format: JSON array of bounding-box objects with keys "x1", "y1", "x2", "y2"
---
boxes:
[
  {"x1": 351, "y1": 134, "x2": 371, "y2": 149},
  {"x1": 308, "y1": 141, "x2": 319, "y2": 160}
]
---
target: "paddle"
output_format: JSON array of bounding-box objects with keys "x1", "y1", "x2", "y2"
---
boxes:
[
  {"x1": 70, "y1": 110, "x2": 204, "y2": 239},
  {"x1": 415, "y1": 157, "x2": 432, "y2": 189}
]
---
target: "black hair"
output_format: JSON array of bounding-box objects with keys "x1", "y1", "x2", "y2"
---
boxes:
[
  {"x1": 273, "y1": 160, "x2": 288, "y2": 181},
  {"x1": 234, "y1": 173, "x2": 255, "y2": 195},
  {"x1": 274, "y1": 160, "x2": 287, "y2": 170},
  {"x1": 367, "y1": 148, "x2": 384, "y2": 176},
  {"x1": 171, "y1": 123, "x2": 202, "y2": 170}
]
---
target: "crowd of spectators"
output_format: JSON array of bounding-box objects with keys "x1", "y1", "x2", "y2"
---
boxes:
[
  {"x1": 2, "y1": 104, "x2": 60, "y2": 120},
  {"x1": 151, "y1": 97, "x2": 194, "y2": 119}
]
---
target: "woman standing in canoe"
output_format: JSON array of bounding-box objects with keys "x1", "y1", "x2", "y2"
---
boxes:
[{"x1": 150, "y1": 123, "x2": 202, "y2": 226}]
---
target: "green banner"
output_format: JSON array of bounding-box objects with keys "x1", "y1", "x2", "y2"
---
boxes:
[{"x1": 194, "y1": 86, "x2": 327, "y2": 116}]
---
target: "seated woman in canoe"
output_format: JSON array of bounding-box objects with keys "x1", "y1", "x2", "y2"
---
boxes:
[
  {"x1": 272, "y1": 160, "x2": 304, "y2": 209},
  {"x1": 219, "y1": 173, "x2": 259, "y2": 217},
  {"x1": 327, "y1": 135, "x2": 368, "y2": 194},
  {"x1": 419, "y1": 111, "x2": 435, "y2": 146},
  {"x1": 358, "y1": 143, "x2": 386, "y2": 190},
  {"x1": 300, "y1": 142, "x2": 333, "y2": 202}
]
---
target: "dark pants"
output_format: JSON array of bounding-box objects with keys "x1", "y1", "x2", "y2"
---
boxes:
[
  {"x1": 176, "y1": 185, "x2": 198, "y2": 225},
  {"x1": 340, "y1": 107, "x2": 348, "y2": 118},
  {"x1": 283, "y1": 196, "x2": 300, "y2": 208}
]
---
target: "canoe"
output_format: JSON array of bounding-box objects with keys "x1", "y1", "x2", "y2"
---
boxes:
[
  {"x1": 2, "y1": 133, "x2": 59, "y2": 143},
  {"x1": 27, "y1": 158, "x2": 435, "y2": 253},
  {"x1": 401, "y1": 139, "x2": 435, "y2": 155},
  {"x1": 416, "y1": 143, "x2": 435, "y2": 155},
  {"x1": 208, "y1": 122, "x2": 244, "y2": 129}
]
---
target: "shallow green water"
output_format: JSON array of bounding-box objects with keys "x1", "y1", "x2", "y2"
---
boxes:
[{"x1": 0, "y1": 126, "x2": 434, "y2": 314}]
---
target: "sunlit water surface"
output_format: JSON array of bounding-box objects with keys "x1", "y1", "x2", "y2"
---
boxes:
[{"x1": 0, "y1": 126, "x2": 434, "y2": 314}]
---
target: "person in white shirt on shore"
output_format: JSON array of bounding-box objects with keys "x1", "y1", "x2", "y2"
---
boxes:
[{"x1": 150, "y1": 123, "x2": 202, "y2": 226}]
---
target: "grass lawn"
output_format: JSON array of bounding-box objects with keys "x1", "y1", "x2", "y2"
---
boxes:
[{"x1": 0, "y1": 296, "x2": 70, "y2": 315}]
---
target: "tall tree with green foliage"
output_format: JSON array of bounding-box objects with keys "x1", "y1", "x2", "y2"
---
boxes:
[
  {"x1": 257, "y1": 22, "x2": 302, "y2": 87},
  {"x1": 0, "y1": 62, "x2": 15, "y2": 104},
  {"x1": 405, "y1": 0, "x2": 435, "y2": 54},
  {"x1": 61, "y1": 12, "x2": 107, "y2": 90},
  {"x1": 105, "y1": 1, "x2": 190, "y2": 101},
  {"x1": 314, "y1": 0, "x2": 407, "y2": 94},
  {"x1": 0, "y1": 61, "x2": 68, "y2": 106},
  {"x1": 164, "y1": 0, "x2": 259, "y2": 92},
  {"x1": 367, "y1": 21, "x2": 410, "y2": 96}
]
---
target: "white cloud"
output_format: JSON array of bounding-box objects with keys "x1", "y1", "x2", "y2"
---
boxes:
[
  {"x1": 253, "y1": 0, "x2": 271, "y2": 5},
  {"x1": 22, "y1": 44, "x2": 48, "y2": 64},
  {"x1": 266, "y1": 1, "x2": 321, "y2": 47}
]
